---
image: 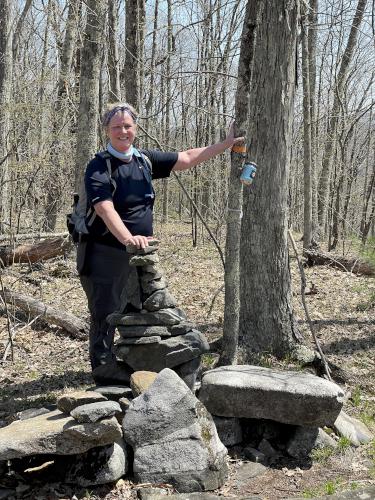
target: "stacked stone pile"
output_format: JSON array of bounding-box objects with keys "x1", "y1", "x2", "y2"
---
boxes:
[{"x1": 107, "y1": 241, "x2": 209, "y2": 389}]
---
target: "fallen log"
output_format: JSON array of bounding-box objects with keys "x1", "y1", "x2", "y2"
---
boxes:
[
  {"x1": 0, "y1": 232, "x2": 68, "y2": 243},
  {"x1": 0, "y1": 237, "x2": 72, "y2": 267},
  {"x1": 304, "y1": 249, "x2": 375, "y2": 276},
  {"x1": 1, "y1": 288, "x2": 88, "y2": 340}
]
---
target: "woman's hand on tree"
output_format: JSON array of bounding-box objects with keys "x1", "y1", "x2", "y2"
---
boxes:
[{"x1": 223, "y1": 121, "x2": 245, "y2": 149}]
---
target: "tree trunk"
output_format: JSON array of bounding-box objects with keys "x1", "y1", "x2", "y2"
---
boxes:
[
  {"x1": 239, "y1": 0, "x2": 301, "y2": 359},
  {"x1": 0, "y1": 0, "x2": 12, "y2": 234},
  {"x1": 74, "y1": 0, "x2": 106, "y2": 191},
  {"x1": 124, "y1": 0, "x2": 141, "y2": 108},
  {"x1": 108, "y1": 0, "x2": 121, "y2": 101},
  {"x1": 220, "y1": 0, "x2": 260, "y2": 366}
]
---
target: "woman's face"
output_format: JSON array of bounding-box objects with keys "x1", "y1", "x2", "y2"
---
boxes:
[{"x1": 107, "y1": 111, "x2": 137, "y2": 152}]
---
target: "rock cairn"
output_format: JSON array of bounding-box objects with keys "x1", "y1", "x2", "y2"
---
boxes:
[{"x1": 106, "y1": 240, "x2": 209, "y2": 389}]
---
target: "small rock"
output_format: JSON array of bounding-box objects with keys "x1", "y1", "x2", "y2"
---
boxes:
[
  {"x1": 58, "y1": 391, "x2": 107, "y2": 414},
  {"x1": 137, "y1": 487, "x2": 170, "y2": 500},
  {"x1": 118, "y1": 398, "x2": 132, "y2": 413},
  {"x1": 212, "y1": 416, "x2": 243, "y2": 447},
  {"x1": 131, "y1": 371, "x2": 158, "y2": 397},
  {"x1": 118, "y1": 325, "x2": 171, "y2": 338},
  {"x1": 93, "y1": 386, "x2": 133, "y2": 402},
  {"x1": 109, "y1": 308, "x2": 186, "y2": 327},
  {"x1": 143, "y1": 289, "x2": 177, "y2": 312},
  {"x1": 71, "y1": 401, "x2": 122, "y2": 424},
  {"x1": 243, "y1": 446, "x2": 266, "y2": 463},
  {"x1": 174, "y1": 356, "x2": 201, "y2": 390},
  {"x1": 126, "y1": 243, "x2": 159, "y2": 255},
  {"x1": 257, "y1": 438, "x2": 279, "y2": 458},
  {"x1": 292, "y1": 345, "x2": 317, "y2": 365},
  {"x1": 140, "y1": 270, "x2": 163, "y2": 283},
  {"x1": 286, "y1": 427, "x2": 337, "y2": 459},
  {"x1": 15, "y1": 408, "x2": 50, "y2": 420},
  {"x1": 233, "y1": 462, "x2": 267, "y2": 487},
  {"x1": 141, "y1": 277, "x2": 168, "y2": 296},
  {"x1": 334, "y1": 410, "x2": 374, "y2": 446},
  {"x1": 118, "y1": 335, "x2": 161, "y2": 345},
  {"x1": 129, "y1": 254, "x2": 160, "y2": 266},
  {"x1": 141, "y1": 264, "x2": 163, "y2": 275},
  {"x1": 169, "y1": 322, "x2": 196, "y2": 335}
]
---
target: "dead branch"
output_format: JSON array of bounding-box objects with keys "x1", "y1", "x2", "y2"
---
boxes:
[
  {"x1": 0, "y1": 232, "x2": 68, "y2": 243},
  {"x1": 304, "y1": 248, "x2": 375, "y2": 276},
  {"x1": 0, "y1": 237, "x2": 72, "y2": 267},
  {"x1": 288, "y1": 230, "x2": 332, "y2": 381},
  {"x1": 1, "y1": 288, "x2": 88, "y2": 340}
]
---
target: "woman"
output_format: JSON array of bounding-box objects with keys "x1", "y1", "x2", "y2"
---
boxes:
[{"x1": 79, "y1": 102, "x2": 244, "y2": 375}]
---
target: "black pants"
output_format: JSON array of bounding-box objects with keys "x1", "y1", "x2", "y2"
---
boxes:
[{"x1": 79, "y1": 242, "x2": 131, "y2": 370}]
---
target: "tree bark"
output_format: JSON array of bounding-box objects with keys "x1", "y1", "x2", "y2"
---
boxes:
[
  {"x1": 108, "y1": 0, "x2": 121, "y2": 101},
  {"x1": 0, "y1": 0, "x2": 12, "y2": 234},
  {"x1": 239, "y1": 0, "x2": 301, "y2": 359},
  {"x1": 220, "y1": 0, "x2": 260, "y2": 366},
  {"x1": 74, "y1": 0, "x2": 106, "y2": 191},
  {"x1": 0, "y1": 237, "x2": 72, "y2": 267}
]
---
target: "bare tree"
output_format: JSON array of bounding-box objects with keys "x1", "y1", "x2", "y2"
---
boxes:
[
  {"x1": 108, "y1": 0, "x2": 121, "y2": 101},
  {"x1": 239, "y1": 0, "x2": 301, "y2": 358},
  {"x1": 75, "y1": 0, "x2": 106, "y2": 191}
]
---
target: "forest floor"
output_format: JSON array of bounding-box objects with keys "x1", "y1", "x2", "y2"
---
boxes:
[{"x1": 0, "y1": 221, "x2": 374, "y2": 499}]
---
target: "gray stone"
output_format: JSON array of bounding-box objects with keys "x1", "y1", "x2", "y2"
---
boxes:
[
  {"x1": 140, "y1": 270, "x2": 163, "y2": 283},
  {"x1": 129, "y1": 254, "x2": 160, "y2": 266},
  {"x1": 292, "y1": 345, "x2": 317, "y2": 365},
  {"x1": 257, "y1": 438, "x2": 279, "y2": 458},
  {"x1": 58, "y1": 391, "x2": 107, "y2": 414},
  {"x1": 199, "y1": 365, "x2": 344, "y2": 427},
  {"x1": 71, "y1": 401, "x2": 122, "y2": 423},
  {"x1": 139, "y1": 494, "x2": 223, "y2": 500},
  {"x1": 15, "y1": 407, "x2": 50, "y2": 420},
  {"x1": 123, "y1": 368, "x2": 228, "y2": 492},
  {"x1": 286, "y1": 426, "x2": 337, "y2": 459},
  {"x1": 116, "y1": 330, "x2": 209, "y2": 372},
  {"x1": 334, "y1": 410, "x2": 374, "y2": 447},
  {"x1": 126, "y1": 243, "x2": 158, "y2": 255},
  {"x1": 93, "y1": 386, "x2": 133, "y2": 401},
  {"x1": 118, "y1": 335, "x2": 161, "y2": 345},
  {"x1": 243, "y1": 446, "x2": 266, "y2": 463},
  {"x1": 288, "y1": 486, "x2": 375, "y2": 499},
  {"x1": 212, "y1": 416, "x2": 243, "y2": 447},
  {"x1": 141, "y1": 264, "x2": 163, "y2": 275},
  {"x1": 0, "y1": 410, "x2": 122, "y2": 460},
  {"x1": 233, "y1": 462, "x2": 267, "y2": 487},
  {"x1": 118, "y1": 325, "x2": 171, "y2": 338},
  {"x1": 141, "y1": 277, "x2": 167, "y2": 296},
  {"x1": 143, "y1": 290, "x2": 177, "y2": 312},
  {"x1": 169, "y1": 322, "x2": 196, "y2": 335},
  {"x1": 61, "y1": 439, "x2": 127, "y2": 486},
  {"x1": 108, "y1": 308, "x2": 186, "y2": 327},
  {"x1": 174, "y1": 356, "x2": 201, "y2": 391},
  {"x1": 118, "y1": 398, "x2": 132, "y2": 413}
]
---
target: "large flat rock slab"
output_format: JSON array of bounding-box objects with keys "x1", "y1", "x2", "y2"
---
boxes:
[
  {"x1": 199, "y1": 365, "x2": 344, "y2": 427},
  {"x1": 0, "y1": 409, "x2": 122, "y2": 460}
]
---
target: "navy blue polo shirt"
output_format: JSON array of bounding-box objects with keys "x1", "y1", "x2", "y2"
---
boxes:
[{"x1": 84, "y1": 149, "x2": 178, "y2": 247}]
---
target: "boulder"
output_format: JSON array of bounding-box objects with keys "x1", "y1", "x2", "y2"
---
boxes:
[
  {"x1": 57, "y1": 391, "x2": 107, "y2": 414},
  {"x1": 199, "y1": 365, "x2": 344, "y2": 427},
  {"x1": 0, "y1": 410, "x2": 122, "y2": 460},
  {"x1": 123, "y1": 368, "x2": 228, "y2": 492},
  {"x1": 143, "y1": 290, "x2": 177, "y2": 312},
  {"x1": 118, "y1": 325, "x2": 171, "y2": 338},
  {"x1": 58, "y1": 439, "x2": 127, "y2": 486},
  {"x1": 286, "y1": 426, "x2": 337, "y2": 459},
  {"x1": 115, "y1": 330, "x2": 209, "y2": 372},
  {"x1": 334, "y1": 410, "x2": 374, "y2": 446},
  {"x1": 243, "y1": 447, "x2": 266, "y2": 463},
  {"x1": 130, "y1": 371, "x2": 158, "y2": 396},
  {"x1": 108, "y1": 308, "x2": 186, "y2": 327},
  {"x1": 70, "y1": 401, "x2": 122, "y2": 424}
]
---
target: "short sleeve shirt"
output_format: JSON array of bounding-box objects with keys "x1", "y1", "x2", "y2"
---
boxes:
[{"x1": 84, "y1": 149, "x2": 178, "y2": 246}]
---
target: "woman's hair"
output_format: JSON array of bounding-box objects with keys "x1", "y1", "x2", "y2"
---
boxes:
[{"x1": 102, "y1": 102, "x2": 138, "y2": 127}]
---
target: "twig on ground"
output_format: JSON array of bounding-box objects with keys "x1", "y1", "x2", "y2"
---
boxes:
[
  {"x1": 207, "y1": 283, "x2": 224, "y2": 319},
  {"x1": 288, "y1": 230, "x2": 332, "y2": 381}
]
